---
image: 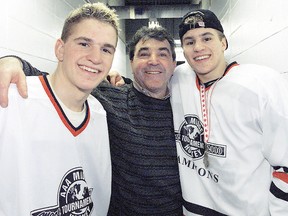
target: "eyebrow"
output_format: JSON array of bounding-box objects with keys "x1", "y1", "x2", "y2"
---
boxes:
[
  {"x1": 159, "y1": 47, "x2": 171, "y2": 54},
  {"x1": 74, "y1": 37, "x2": 116, "y2": 51},
  {"x1": 183, "y1": 32, "x2": 215, "y2": 41},
  {"x1": 138, "y1": 47, "x2": 171, "y2": 53},
  {"x1": 201, "y1": 32, "x2": 214, "y2": 37},
  {"x1": 74, "y1": 37, "x2": 93, "y2": 43},
  {"x1": 138, "y1": 47, "x2": 149, "y2": 52}
]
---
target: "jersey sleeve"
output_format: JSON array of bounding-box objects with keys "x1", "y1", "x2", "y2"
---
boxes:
[{"x1": 261, "y1": 69, "x2": 288, "y2": 213}]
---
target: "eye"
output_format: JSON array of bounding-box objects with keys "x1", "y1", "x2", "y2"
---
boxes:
[
  {"x1": 79, "y1": 42, "x2": 89, "y2": 47},
  {"x1": 102, "y1": 47, "x2": 115, "y2": 55},
  {"x1": 139, "y1": 52, "x2": 149, "y2": 57},
  {"x1": 204, "y1": 37, "x2": 212, "y2": 42},
  {"x1": 159, "y1": 52, "x2": 169, "y2": 58},
  {"x1": 103, "y1": 48, "x2": 111, "y2": 54},
  {"x1": 185, "y1": 41, "x2": 194, "y2": 46}
]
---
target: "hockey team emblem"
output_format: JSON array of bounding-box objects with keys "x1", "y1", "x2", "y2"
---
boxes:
[
  {"x1": 175, "y1": 114, "x2": 227, "y2": 160},
  {"x1": 175, "y1": 115, "x2": 205, "y2": 160},
  {"x1": 31, "y1": 167, "x2": 94, "y2": 216}
]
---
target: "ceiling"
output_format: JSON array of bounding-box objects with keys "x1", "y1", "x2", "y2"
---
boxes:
[
  {"x1": 125, "y1": 0, "x2": 194, "y2": 5},
  {"x1": 114, "y1": 0, "x2": 203, "y2": 42},
  {"x1": 87, "y1": 0, "x2": 227, "y2": 44}
]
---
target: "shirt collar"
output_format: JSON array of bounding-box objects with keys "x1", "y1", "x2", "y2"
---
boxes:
[{"x1": 133, "y1": 81, "x2": 170, "y2": 100}]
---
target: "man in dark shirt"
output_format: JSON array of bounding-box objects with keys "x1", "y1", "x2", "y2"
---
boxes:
[{"x1": 0, "y1": 26, "x2": 183, "y2": 215}]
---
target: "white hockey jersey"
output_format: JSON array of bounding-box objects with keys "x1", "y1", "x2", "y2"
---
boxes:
[
  {"x1": 170, "y1": 62, "x2": 288, "y2": 215},
  {"x1": 0, "y1": 76, "x2": 111, "y2": 216}
]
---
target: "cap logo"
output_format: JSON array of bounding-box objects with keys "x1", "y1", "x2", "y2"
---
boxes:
[
  {"x1": 197, "y1": 21, "x2": 205, "y2": 27},
  {"x1": 183, "y1": 13, "x2": 205, "y2": 28}
]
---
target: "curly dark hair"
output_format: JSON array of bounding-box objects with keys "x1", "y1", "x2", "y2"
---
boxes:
[{"x1": 128, "y1": 26, "x2": 176, "y2": 61}]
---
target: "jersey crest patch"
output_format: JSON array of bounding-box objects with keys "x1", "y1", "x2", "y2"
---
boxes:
[
  {"x1": 31, "y1": 167, "x2": 94, "y2": 216},
  {"x1": 175, "y1": 114, "x2": 226, "y2": 160}
]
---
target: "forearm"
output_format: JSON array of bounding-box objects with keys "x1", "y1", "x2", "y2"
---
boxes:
[{"x1": 2, "y1": 55, "x2": 47, "y2": 76}]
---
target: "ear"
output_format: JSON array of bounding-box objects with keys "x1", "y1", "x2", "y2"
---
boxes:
[
  {"x1": 221, "y1": 37, "x2": 227, "y2": 51},
  {"x1": 183, "y1": 50, "x2": 188, "y2": 60},
  {"x1": 173, "y1": 60, "x2": 177, "y2": 68},
  {"x1": 55, "y1": 39, "x2": 65, "y2": 62}
]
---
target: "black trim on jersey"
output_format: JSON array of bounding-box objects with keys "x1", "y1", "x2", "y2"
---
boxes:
[
  {"x1": 184, "y1": 200, "x2": 228, "y2": 216},
  {"x1": 42, "y1": 75, "x2": 90, "y2": 131},
  {"x1": 197, "y1": 61, "x2": 238, "y2": 88},
  {"x1": 273, "y1": 166, "x2": 288, "y2": 173},
  {"x1": 270, "y1": 182, "x2": 288, "y2": 202}
]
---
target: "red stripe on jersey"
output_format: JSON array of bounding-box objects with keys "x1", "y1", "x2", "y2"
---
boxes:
[
  {"x1": 273, "y1": 171, "x2": 288, "y2": 184},
  {"x1": 39, "y1": 76, "x2": 90, "y2": 137}
]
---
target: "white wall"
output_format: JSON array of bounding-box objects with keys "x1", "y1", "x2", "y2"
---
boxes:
[
  {"x1": 1, "y1": 0, "x2": 287, "y2": 80},
  {"x1": 214, "y1": 0, "x2": 288, "y2": 80},
  {"x1": 0, "y1": 0, "x2": 127, "y2": 76}
]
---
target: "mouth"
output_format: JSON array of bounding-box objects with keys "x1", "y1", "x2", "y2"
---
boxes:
[
  {"x1": 194, "y1": 55, "x2": 210, "y2": 61},
  {"x1": 79, "y1": 65, "x2": 100, "y2": 73},
  {"x1": 145, "y1": 68, "x2": 163, "y2": 74},
  {"x1": 145, "y1": 71, "x2": 161, "y2": 74}
]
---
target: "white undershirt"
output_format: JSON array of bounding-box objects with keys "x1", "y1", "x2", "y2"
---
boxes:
[{"x1": 47, "y1": 76, "x2": 86, "y2": 127}]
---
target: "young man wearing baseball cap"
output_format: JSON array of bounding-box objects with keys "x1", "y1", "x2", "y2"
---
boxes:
[{"x1": 170, "y1": 9, "x2": 288, "y2": 215}]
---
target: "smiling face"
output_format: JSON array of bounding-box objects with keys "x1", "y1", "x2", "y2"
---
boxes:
[
  {"x1": 182, "y1": 28, "x2": 227, "y2": 83},
  {"x1": 131, "y1": 38, "x2": 176, "y2": 99},
  {"x1": 55, "y1": 18, "x2": 117, "y2": 95}
]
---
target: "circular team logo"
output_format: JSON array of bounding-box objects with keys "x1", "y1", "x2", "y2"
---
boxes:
[
  {"x1": 31, "y1": 167, "x2": 94, "y2": 216},
  {"x1": 59, "y1": 168, "x2": 93, "y2": 215},
  {"x1": 176, "y1": 115, "x2": 205, "y2": 159}
]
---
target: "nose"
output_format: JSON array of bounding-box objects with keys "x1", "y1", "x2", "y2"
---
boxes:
[
  {"x1": 147, "y1": 53, "x2": 159, "y2": 65},
  {"x1": 88, "y1": 47, "x2": 103, "y2": 64},
  {"x1": 193, "y1": 41, "x2": 205, "y2": 52}
]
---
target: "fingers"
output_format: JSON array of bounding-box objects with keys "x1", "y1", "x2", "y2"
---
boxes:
[
  {"x1": 109, "y1": 75, "x2": 125, "y2": 87},
  {"x1": 0, "y1": 73, "x2": 27, "y2": 108},
  {"x1": 0, "y1": 56, "x2": 28, "y2": 107},
  {"x1": 0, "y1": 81, "x2": 9, "y2": 108},
  {"x1": 116, "y1": 79, "x2": 125, "y2": 87},
  {"x1": 108, "y1": 75, "x2": 118, "y2": 86},
  {"x1": 106, "y1": 75, "x2": 111, "y2": 82},
  {"x1": 16, "y1": 73, "x2": 28, "y2": 99},
  {"x1": 107, "y1": 70, "x2": 125, "y2": 87}
]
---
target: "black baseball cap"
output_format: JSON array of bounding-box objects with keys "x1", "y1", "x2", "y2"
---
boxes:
[{"x1": 179, "y1": 9, "x2": 228, "y2": 49}]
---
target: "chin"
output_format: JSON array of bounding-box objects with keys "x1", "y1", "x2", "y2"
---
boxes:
[{"x1": 80, "y1": 81, "x2": 100, "y2": 92}]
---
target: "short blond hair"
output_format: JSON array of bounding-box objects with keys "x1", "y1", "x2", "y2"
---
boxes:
[{"x1": 61, "y1": 2, "x2": 119, "y2": 42}]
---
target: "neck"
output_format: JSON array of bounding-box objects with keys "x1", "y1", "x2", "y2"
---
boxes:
[
  {"x1": 48, "y1": 73, "x2": 86, "y2": 112},
  {"x1": 133, "y1": 81, "x2": 170, "y2": 100},
  {"x1": 197, "y1": 61, "x2": 239, "y2": 87},
  {"x1": 198, "y1": 61, "x2": 228, "y2": 84}
]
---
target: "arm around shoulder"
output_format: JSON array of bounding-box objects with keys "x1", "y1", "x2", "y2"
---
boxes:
[{"x1": 0, "y1": 55, "x2": 44, "y2": 107}]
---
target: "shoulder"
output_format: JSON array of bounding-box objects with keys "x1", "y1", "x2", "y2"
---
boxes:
[
  {"x1": 227, "y1": 63, "x2": 283, "y2": 84},
  {"x1": 26, "y1": 76, "x2": 48, "y2": 99},
  {"x1": 171, "y1": 63, "x2": 196, "y2": 86},
  {"x1": 174, "y1": 62, "x2": 195, "y2": 75},
  {"x1": 228, "y1": 63, "x2": 288, "y2": 94},
  {"x1": 5, "y1": 77, "x2": 45, "y2": 113},
  {"x1": 87, "y1": 94, "x2": 106, "y2": 115},
  {"x1": 232, "y1": 63, "x2": 281, "y2": 77},
  {"x1": 94, "y1": 81, "x2": 130, "y2": 96},
  {"x1": 93, "y1": 82, "x2": 131, "y2": 103},
  {"x1": 8, "y1": 76, "x2": 42, "y2": 98}
]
